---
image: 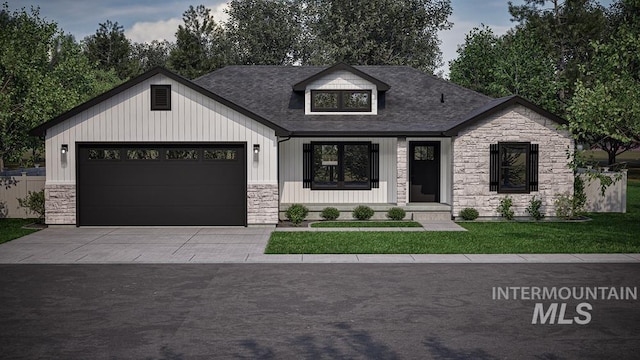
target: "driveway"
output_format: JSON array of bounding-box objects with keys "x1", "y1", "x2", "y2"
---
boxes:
[{"x1": 0, "y1": 227, "x2": 273, "y2": 264}]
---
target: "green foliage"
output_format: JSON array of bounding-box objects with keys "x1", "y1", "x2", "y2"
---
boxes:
[
  {"x1": 0, "y1": 4, "x2": 121, "y2": 170},
  {"x1": 225, "y1": 0, "x2": 301, "y2": 65},
  {"x1": 497, "y1": 196, "x2": 514, "y2": 220},
  {"x1": 320, "y1": 207, "x2": 340, "y2": 221},
  {"x1": 17, "y1": 189, "x2": 45, "y2": 223},
  {"x1": 129, "y1": 40, "x2": 173, "y2": 75},
  {"x1": 300, "y1": 0, "x2": 452, "y2": 73},
  {"x1": 573, "y1": 175, "x2": 587, "y2": 215},
  {"x1": 554, "y1": 193, "x2": 574, "y2": 219},
  {"x1": 82, "y1": 20, "x2": 135, "y2": 80},
  {"x1": 526, "y1": 196, "x2": 544, "y2": 220},
  {"x1": 386, "y1": 207, "x2": 406, "y2": 221},
  {"x1": 352, "y1": 205, "x2": 374, "y2": 221},
  {"x1": 168, "y1": 5, "x2": 230, "y2": 79},
  {"x1": 285, "y1": 204, "x2": 309, "y2": 225},
  {"x1": 459, "y1": 208, "x2": 479, "y2": 221}
]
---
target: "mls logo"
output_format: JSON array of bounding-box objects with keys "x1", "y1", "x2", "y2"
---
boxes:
[{"x1": 531, "y1": 303, "x2": 593, "y2": 325}]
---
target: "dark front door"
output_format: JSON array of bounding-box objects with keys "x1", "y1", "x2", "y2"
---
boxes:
[
  {"x1": 77, "y1": 143, "x2": 247, "y2": 226},
  {"x1": 409, "y1": 142, "x2": 440, "y2": 202}
]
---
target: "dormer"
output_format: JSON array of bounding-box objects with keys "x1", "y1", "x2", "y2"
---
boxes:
[{"x1": 293, "y1": 63, "x2": 390, "y2": 115}]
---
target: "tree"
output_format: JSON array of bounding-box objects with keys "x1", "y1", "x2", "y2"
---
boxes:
[
  {"x1": 299, "y1": 0, "x2": 452, "y2": 73},
  {"x1": 83, "y1": 20, "x2": 135, "y2": 80},
  {"x1": 225, "y1": 0, "x2": 302, "y2": 65},
  {"x1": 449, "y1": 25, "x2": 561, "y2": 113},
  {"x1": 130, "y1": 40, "x2": 173, "y2": 75},
  {"x1": 168, "y1": 5, "x2": 230, "y2": 79},
  {"x1": 568, "y1": 0, "x2": 640, "y2": 164},
  {"x1": 0, "y1": 4, "x2": 120, "y2": 170},
  {"x1": 508, "y1": 0, "x2": 608, "y2": 109}
]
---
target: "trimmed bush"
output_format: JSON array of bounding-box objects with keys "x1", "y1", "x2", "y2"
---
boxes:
[
  {"x1": 526, "y1": 196, "x2": 544, "y2": 220},
  {"x1": 386, "y1": 207, "x2": 406, "y2": 220},
  {"x1": 320, "y1": 207, "x2": 340, "y2": 221},
  {"x1": 459, "y1": 207, "x2": 479, "y2": 221},
  {"x1": 352, "y1": 205, "x2": 374, "y2": 220},
  {"x1": 285, "y1": 204, "x2": 309, "y2": 225},
  {"x1": 18, "y1": 189, "x2": 45, "y2": 223},
  {"x1": 497, "y1": 196, "x2": 514, "y2": 220}
]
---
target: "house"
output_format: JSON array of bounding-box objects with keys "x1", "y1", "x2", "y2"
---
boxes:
[{"x1": 30, "y1": 63, "x2": 574, "y2": 226}]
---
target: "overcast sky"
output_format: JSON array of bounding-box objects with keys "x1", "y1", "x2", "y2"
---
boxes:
[{"x1": 7, "y1": 0, "x2": 615, "y2": 76}]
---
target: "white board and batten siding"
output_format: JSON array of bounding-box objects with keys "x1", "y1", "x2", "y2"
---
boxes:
[
  {"x1": 304, "y1": 70, "x2": 379, "y2": 115},
  {"x1": 279, "y1": 137, "x2": 397, "y2": 204},
  {"x1": 45, "y1": 74, "x2": 278, "y2": 185}
]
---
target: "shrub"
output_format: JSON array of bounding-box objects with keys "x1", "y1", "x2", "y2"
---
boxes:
[
  {"x1": 459, "y1": 207, "x2": 479, "y2": 220},
  {"x1": 554, "y1": 193, "x2": 573, "y2": 219},
  {"x1": 285, "y1": 204, "x2": 309, "y2": 225},
  {"x1": 526, "y1": 196, "x2": 544, "y2": 220},
  {"x1": 18, "y1": 189, "x2": 45, "y2": 223},
  {"x1": 386, "y1": 207, "x2": 406, "y2": 220},
  {"x1": 352, "y1": 205, "x2": 374, "y2": 220},
  {"x1": 320, "y1": 207, "x2": 340, "y2": 221},
  {"x1": 497, "y1": 196, "x2": 514, "y2": 220}
]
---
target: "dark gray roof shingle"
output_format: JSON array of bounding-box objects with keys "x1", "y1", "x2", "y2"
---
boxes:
[{"x1": 193, "y1": 65, "x2": 493, "y2": 135}]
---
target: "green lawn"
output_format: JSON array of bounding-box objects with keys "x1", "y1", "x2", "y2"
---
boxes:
[
  {"x1": 0, "y1": 219, "x2": 40, "y2": 245},
  {"x1": 265, "y1": 180, "x2": 640, "y2": 254},
  {"x1": 311, "y1": 221, "x2": 422, "y2": 228}
]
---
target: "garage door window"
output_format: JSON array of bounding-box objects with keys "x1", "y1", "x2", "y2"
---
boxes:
[
  {"x1": 88, "y1": 149, "x2": 120, "y2": 160},
  {"x1": 204, "y1": 149, "x2": 237, "y2": 160},
  {"x1": 127, "y1": 149, "x2": 160, "y2": 160},
  {"x1": 166, "y1": 149, "x2": 198, "y2": 160}
]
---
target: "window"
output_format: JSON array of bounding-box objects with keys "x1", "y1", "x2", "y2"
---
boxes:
[
  {"x1": 303, "y1": 142, "x2": 379, "y2": 190},
  {"x1": 151, "y1": 85, "x2": 171, "y2": 111},
  {"x1": 88, "y1": 149, "x2": 120, "y2": 160},
  {"x1": 127, "y1": 149, "x2": 160, "y2": 160},
  {"x1": 166, "y1": 149, "x2": 198, "y2": 160},
  {"x1": 204, "y1": 149, "x2": 237, "y2": 160},
  {"x1": 311, "y1": 90, "x2": 372, "y2": 112},
  {"x1": 490, "y1": 142, "x2": 539, "y2": 193}
]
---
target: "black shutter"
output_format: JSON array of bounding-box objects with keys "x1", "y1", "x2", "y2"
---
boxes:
[
  {"x1": 529, "y1": 143, "x2": 539, "y2": 192},
  {"x1": 303, "y1": 143, "x2": 312, "y2": 188},
  {"x1": 370, "y1": 143, "x2": 379, "y2": 188},
  {"x1": 489, "y1": 144, "x2": 499, "y2": 191}
]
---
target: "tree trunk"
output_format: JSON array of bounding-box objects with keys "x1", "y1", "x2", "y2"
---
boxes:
[
  {"x1": 607, "y1": 150, "x2": 616, "y2": 166},
  {"x1": 0, "y1": 157, "x2": 4, "y2": 173}
]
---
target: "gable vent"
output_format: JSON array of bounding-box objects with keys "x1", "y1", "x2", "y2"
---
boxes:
[{"x1": 151, "y1": 85, "x2": 171, "y2": 111}]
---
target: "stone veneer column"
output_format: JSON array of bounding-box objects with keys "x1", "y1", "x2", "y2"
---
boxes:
[
  {"x1": 247, "y1": 184, "x2": 279, "y2": 224},
  {"x1": 397, "y1": 138, "x2": 408, "y2": 206},
  {"x1": 45, "y1": 184, "x2": 76, "y2": 225}
]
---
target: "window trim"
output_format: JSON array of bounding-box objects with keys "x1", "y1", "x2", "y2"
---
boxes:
[
  {"x1": 492, "y1": 142, "x2": 536, "y2": 194},
  {"x1": 151, "y1": 85, "x2": 171, "y2": 111},
  {"x1": 310, "y1": 90, "x2": 372, "y2": 112},
  {"x1": 310, "y1": 141, "x2": 372, "y2": 190}
]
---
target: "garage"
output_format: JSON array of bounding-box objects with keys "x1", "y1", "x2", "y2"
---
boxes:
[{"x1": 77, "y1": 143, "x2": 246, "y2": 226}]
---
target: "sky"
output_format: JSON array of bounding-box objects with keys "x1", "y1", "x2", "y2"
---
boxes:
[{"x1": 6, "y1": 0, "x2": 615, "y2": 76}]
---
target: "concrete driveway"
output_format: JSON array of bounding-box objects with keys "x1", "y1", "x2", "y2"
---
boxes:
[{"x1": 0, "y1": 227, "x2": 273, "y2": 264}]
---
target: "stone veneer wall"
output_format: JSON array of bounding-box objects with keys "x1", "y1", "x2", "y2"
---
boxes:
[
  {"x1": 452, "y1": 105, "x2": 574, "y2": 218},
  {"x1": 247, "y1": 183, "x2": 279, "y2": 224},
  {"x1": 396, "y1": 138, "x2": 408, "y2": 206},
  {"x1": 45, "y1": 184, "x2": 76, "y2": 225}
]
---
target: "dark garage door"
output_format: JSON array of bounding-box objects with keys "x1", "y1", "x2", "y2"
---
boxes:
[{"x1": 77, "y1": 144, "x2": 246, "y2": 226}]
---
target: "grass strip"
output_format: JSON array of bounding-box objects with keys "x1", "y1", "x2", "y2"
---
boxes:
[
  {"x1": 0, "y1": 219, "x2": 40, "y2": 245},
  {"x1": 311, "y1": 221, "x2": 422, "y2": 228}
]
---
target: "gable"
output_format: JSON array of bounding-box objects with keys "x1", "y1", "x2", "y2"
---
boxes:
[{"x1": 303, "y1": 70, "x2": 379, "y2": 115}]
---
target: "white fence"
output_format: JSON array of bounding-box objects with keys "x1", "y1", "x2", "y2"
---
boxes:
[
  {"x1": 581, "y1": 170, "x2": 627, "y2": 213},
  {"x1": 0, "y1": 174, "x2": 46, "y2": 218}
]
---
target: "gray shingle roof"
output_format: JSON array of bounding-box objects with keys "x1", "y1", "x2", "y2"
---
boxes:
[{"x1": 193, "y1": 65, "x2": 493, "y2": 136}]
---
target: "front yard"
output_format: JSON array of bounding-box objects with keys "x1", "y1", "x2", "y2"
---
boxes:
[
  {"x1": 266, "y1": 180, "x2": 640, "y2": 254},
  {"x1": 0, "y1": 219, "x2": 40, "y2": 245}
]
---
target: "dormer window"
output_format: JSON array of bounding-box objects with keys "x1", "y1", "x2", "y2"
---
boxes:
[{"x1": 311, "y1": 90, "x2": 372, "y2": 112}]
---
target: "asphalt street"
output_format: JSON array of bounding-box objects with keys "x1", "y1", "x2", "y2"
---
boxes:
[{"x1": 1, "y1": 264, "x2": 639, "y2": 359}]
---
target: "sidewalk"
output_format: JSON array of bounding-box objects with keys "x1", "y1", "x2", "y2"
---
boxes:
[{"x1": 0, "y1": 226, "x2": 638, "y2": 264}]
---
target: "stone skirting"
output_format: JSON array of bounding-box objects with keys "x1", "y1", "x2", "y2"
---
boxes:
[
  {"x1": 247, "y1": 183, "x2": 279, "y2": 224},
  {"x1": 45, "y1": 184, "x2": 76, "y2": 225}
]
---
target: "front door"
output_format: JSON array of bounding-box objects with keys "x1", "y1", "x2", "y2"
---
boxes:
[{"x1": 409, "y1": 142, "x2": 440, "y2": 202}]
